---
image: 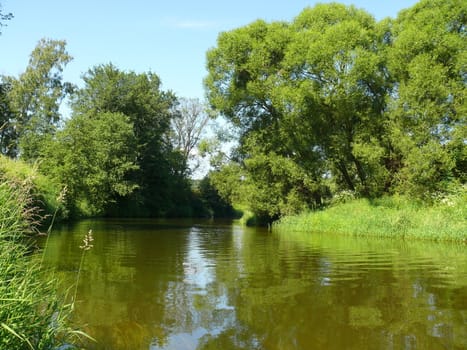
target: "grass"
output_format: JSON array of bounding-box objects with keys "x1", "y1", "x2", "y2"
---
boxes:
[
  {"x1": 274, "y1": 189, "x2": 467, "y2": 243},
  {"x1": 0, "y1": 155, "x2": 65, "y2": 221},
  {"x1": 0, "y1": 161, "x2": 85, "y2": 349}
]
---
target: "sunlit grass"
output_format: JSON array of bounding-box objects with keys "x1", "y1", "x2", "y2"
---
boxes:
[
  {"x1": 274, "y1": 190, "x2": 467, "y2": 243},
  {"x1": 0, "y1": 164, "x2": 86, "y2": 348},
  {"x1": 0, "y1": 155, "x2": 64, "y2": 220}
]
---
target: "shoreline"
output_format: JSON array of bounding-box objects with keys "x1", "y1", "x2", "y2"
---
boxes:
[{"x1": 273, "y1": 195, "x2": 467, "y2": 243}]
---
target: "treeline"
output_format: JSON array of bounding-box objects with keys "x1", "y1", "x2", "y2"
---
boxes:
[
  {"x1": 1, "y1": 0, "x2": 465, "y2": 223},
  {"x1": 203, "y1": 0, "x2": 466, "y2": 223},
  {"x1": 0, "y1": 40, "x2": 232, "y2": 218}
]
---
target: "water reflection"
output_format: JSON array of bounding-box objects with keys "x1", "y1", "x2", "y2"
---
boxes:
[{"x1": 42, "y1": 219, "x2": 467, "y2": 350}]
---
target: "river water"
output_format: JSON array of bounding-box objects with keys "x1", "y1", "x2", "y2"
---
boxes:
[{"x1": 43, "y1": 218, "x2": 466, "y2": 350}]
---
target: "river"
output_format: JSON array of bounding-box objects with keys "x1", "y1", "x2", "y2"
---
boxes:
[{"x1": 42, "y1": 218, "x2": 467, "y2": 350}]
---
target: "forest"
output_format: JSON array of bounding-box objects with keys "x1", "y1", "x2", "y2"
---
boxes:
[{"x1": 1, "y1": 0, "x2": 466, "y2": 225}]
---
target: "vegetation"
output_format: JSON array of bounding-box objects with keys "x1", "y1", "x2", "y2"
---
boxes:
[
  {"x1": 0, "y1": 155, "x2": 64, "y2": 220},
  {"x1": 0, "y1": 167, "x2": 83, "y2": 348},
  {"x1": 274, "y1": 188, "x2": 467, "y2": 242},
  {"x1": 1, "y1": 0, "x2": 465, "y2": 229},
  {"x1": 0, "y1": 0, "x2": 464, "y2": 347},
  {"x1": 204, "y1": 0, "x2": 466, "y2": 231},
  {"x1": 1, "y1": 51, "x2": 229, "y2": 218}
]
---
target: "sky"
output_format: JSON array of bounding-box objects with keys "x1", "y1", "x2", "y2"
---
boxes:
[{"x1": 1, "y1": 0, "x2": 420, "y2": 100}]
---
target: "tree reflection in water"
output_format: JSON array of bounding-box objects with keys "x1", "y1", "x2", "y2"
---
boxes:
[{"x1": 43, "y1": 219, "x2": 467, "y2": 350}]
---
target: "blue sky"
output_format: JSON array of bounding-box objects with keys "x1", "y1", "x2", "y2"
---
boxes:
[{"x1": 1, "y1": 0, "x2": 419, "y2": 100}]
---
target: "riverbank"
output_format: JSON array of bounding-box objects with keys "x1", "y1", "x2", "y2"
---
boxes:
[
  {"x1": 0, "y1": 155, "x2": 63, "y2": 219},
  {"x1": 274, "y1": 191, "x2": 467, "y2": 243},
  {"x1": 0, "y1": 157, "x2": 81, "y2": 349}
]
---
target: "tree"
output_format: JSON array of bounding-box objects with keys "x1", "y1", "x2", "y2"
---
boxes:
[
  {"x1": 170, "y1": 97, "x2": 212, "y2": 175},
  {"x1": 204, "y1": 4, "x2": 391, "y2": 221},
  {"x1": 387, "y1": 0, "x2": 467, "y2": 196},
  {"x1": 279, "y1": 4, "x2": 391, "y2": 196},
  {"x1": 40, "y1": 111, "x2": 138, "y2": 216},
  {"x1": 71, "y1": 64, "x2": 187, "y2": 216},
  {"x1": 3, "y1": 39, "x2": 73, "y2": 159}
]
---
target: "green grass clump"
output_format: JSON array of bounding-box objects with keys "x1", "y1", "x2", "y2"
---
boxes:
[
  {"x1": 274, "y1": 189, "x2": 467, "y2": 243},
  {"x1": 0, "y1": 155, "x2": 65, "y2": 220},
  {"x1": 0, "y1": 176, "x2": 81, "y2": 349}
]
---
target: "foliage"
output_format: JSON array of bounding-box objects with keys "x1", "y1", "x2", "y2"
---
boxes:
[
  {"x1": 205, "y1": 0, "x2": 466, "y2": 223},
  {"x1": 70, "y1": 64, "x2": 190, "y2": 216},
  {"x1": 387, "y1": 0, "x2": 467, "y2": 197},
  {"x1": 195, "y1": 175, "x2": 237, "y2": 218},
  {"x1": 39, "y1": 111, "x2": 138, "y2": 216},
  {"x1": 1, "y1": 39, "x2": 73, "y2": 159},
  {"x1": 0, "y1": 154, "x2": 63, "y2": 220}
]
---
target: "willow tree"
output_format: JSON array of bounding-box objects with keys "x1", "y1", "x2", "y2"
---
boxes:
[
  {"x1": 387, "y1": 0, "x2": 467, "y2": 196},
  {"x1": 282, "y1": 4, "x2": 393, "y2": 196},
  {"x1": 205, "y1": 3, "x2": 392, "y2": 221}
]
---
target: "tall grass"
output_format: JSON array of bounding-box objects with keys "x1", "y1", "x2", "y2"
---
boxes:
[
  {"x1": 0, "y1": 175, "x2": 81, "y2": 348},
  {"x1": 0, "y1": 155, "x2": 66, "y2": 221},
  {"x1": 274, "y1": 189, "x2": 467, "y2": 243}
]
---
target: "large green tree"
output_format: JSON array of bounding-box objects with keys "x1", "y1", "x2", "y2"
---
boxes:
[
  {"x1": 205, "y1": 1, "x2": 466, "y2": 222},
  {"x1": 205, "y1": 4, "x2": 392, "y2": 221},
  {"x1": 282, "y1": 4, "x2": 391, "y2": 196},
  {"x1": 71, "y1": 64, "x2": 188, "y2": 216},
  {"x1": 2, "y1": 39, "x2": 73, "y2": 159}
]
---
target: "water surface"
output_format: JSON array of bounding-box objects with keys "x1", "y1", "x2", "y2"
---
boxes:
[{"x1": 43, "y1": 219, "x2": 467, "y2": 349}]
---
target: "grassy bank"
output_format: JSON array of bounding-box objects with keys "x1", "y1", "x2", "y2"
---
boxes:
[
  {"x1": 0, "y1": 155, "x2": 64, "y2": 220},
  {"x1": 0, "y1": 158, "x2": 82, "y2": 349},
  {"x1": 274, "y1": 190, "x2": 467, "y2": 243}
]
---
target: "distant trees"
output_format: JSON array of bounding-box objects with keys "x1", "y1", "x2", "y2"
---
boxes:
[
  {"x1": 205, "y1": 0, "x2": 466, "y2": 222},
  {"x1": 0, "y1": 42, "x2": 214, "y2": 217},
  {"x1": 170, "y1": 97, "x2": 212, "y2": 175}
]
